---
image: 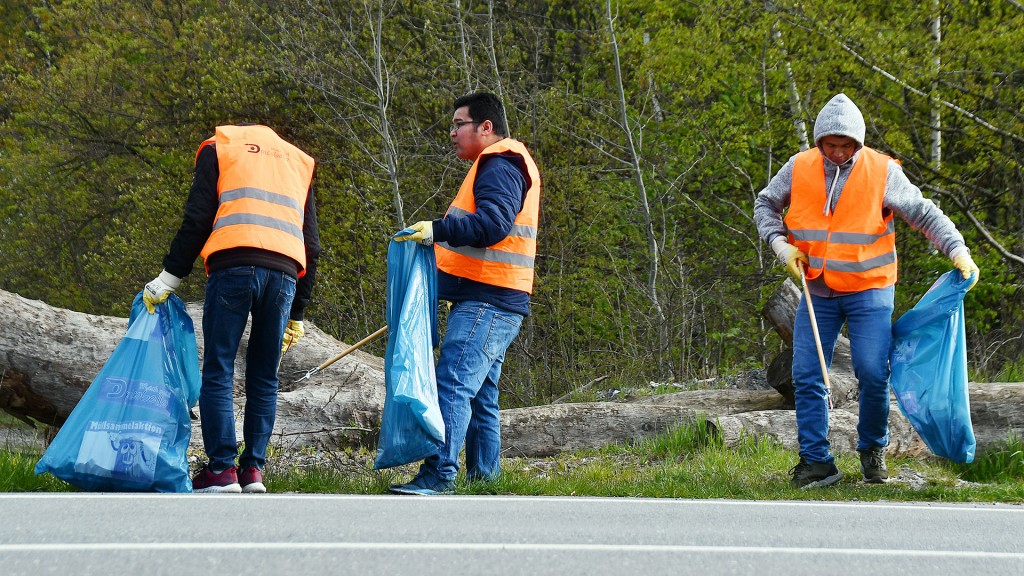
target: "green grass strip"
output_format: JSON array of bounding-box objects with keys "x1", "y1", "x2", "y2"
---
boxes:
[{"x1": 4, "y1": 421, "x2": 1023, "y2": 501}]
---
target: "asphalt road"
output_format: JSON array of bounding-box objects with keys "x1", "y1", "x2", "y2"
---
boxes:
[{"x1": 1, "y1": 494, "x2": 1022, "y2": 575}]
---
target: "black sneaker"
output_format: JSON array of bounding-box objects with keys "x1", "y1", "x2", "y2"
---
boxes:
[
  {"x1": 789, "y1": 458, "x2": 843, "y2": 489},
  {"x1": 859, "y1": 447, "x2": 889, "y2": 484}
]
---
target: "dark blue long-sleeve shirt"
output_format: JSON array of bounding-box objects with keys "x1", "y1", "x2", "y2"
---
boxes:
[{"x1": 432, "y1": 152, "x2": 531, "y2": 316}]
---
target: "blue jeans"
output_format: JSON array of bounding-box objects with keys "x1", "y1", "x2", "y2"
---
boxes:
[
  {"x1": 792, "y1": 286, "x2": 894, "y2": 463},
  {"x1": 200, "y1": 266, "x2": 295, "y2": 471},
  {"x1": 416, "y1": 301, "x2": 523, "y2": 485}
]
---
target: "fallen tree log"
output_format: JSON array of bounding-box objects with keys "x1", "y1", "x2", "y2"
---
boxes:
[
  {"x1": 762, "y1": 278, "x2": 801, "y2": 346},
  {"x1": 500, "y1": 403, "x2": 703, "y2": 458},
  {"x1": 964, "y1": 382, "x2": 1024, "y2": 450},
  {"x1": 501, "y1": 391, "x2": 789, "y2": 457},
  {"x1": 503, "y1": 384, "x2": 1024, "y2": 459},
  {"x1": 762, "y1": 279, "x2": 859, "y2": 407},
  {"x1": 499, "y1": 397, "x2": 929, "y2": 458},
  {"x1": 0, "y1": 289, "x2": 385, "y2": 450},
  {"x1": 4, "y1": 288, "x2": 1023, "y2": 462},
  {"x1": 711, "y1": 383, "x2": 1024, "y2": 458},
  {"x1": 628, "y1": 389, "x2": 788, "y2": 411},
  {"x1": 710, "y1": 404, "x2": 928, "y2": 457}
]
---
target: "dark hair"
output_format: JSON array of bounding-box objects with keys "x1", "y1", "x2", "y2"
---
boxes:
[{"x1": 453, "y1": 92, "x2": 507, "y2": 137}]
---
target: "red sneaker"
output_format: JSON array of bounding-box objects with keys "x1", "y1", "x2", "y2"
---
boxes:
[
  {"x1": 238, "y1": 467, "x2": 267, "y2": 493},
  {"x1": 192, "y1": 466, "x2": 241, "y2": 493}
]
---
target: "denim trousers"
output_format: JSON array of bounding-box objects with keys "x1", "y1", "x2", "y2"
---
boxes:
[
  {"x1": 200, "y1": 266, "x2": 295, "y2": 471},
  {"x1": 417, "y1": 301, "x2": 523, "y2": 485},
  {"x1": 792, "y1": 286, "x2": 894, "y2": 463}
]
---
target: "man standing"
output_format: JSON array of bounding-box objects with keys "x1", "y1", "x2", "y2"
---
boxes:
[
  {"x1": 754, "y1": 93, "x2": 979, "y2": 488},
  {"x1": 390, "y1": 92, "x2": 541, "y2": 495},
  {"x1": 143, "y1": 124, "x2": 320, "y2": 493}
]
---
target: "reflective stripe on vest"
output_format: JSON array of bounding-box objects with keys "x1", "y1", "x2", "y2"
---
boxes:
[
  {"x1": 784, "y1": 146, "x2": 896, "y2": 291},
  {"x1": 434, "y1": 139, "x2": 541, "y2": 293},
  {"x1": 198, "y1": 125, "x2": 315, "y2": 276}
]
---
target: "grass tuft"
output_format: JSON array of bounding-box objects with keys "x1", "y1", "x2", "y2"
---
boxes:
[
  {"x1": 0, "y1": 450, "x2": 74, "y2": 492},
  {"x1": 954, "y1": 434, "x2": 1024, "y2": 483},
  {"x1": 5, "y1": 421, "x2": 1024, "y2": 501}
]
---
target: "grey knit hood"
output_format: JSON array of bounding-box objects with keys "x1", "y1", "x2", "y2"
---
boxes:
[{"x1": 813, "y1": 93, "x2": 866, "y2": 150}]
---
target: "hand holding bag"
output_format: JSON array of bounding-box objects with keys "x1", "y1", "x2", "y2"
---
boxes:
[
  {"x1": 35, "y1": 293, "x2": 200, "y2": 491},
  {"x1": 374, "y1": 233, "x2": 444, "y2": 469},
  {"x1": 890, "y1": 270, "x2": 976, "y2": 463}
]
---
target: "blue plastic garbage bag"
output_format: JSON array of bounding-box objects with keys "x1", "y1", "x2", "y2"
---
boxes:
[
  {"x1": 374, "y1": 232, "x2": 444, "y2": 469},
  {"x1": 890, "y1": 270, "x2": 976, "y2": 463},
  {"x1": 35, "y1": 293, "x2": 201, "y2": 491}
]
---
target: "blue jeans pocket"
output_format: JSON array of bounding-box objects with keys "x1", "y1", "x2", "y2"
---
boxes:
[
  {"x1": 276, "y1": 274, "x2": 297, "y2": 315},
  {"x1": 482, "y1": 309, "x2": 522, "y2": 361},
  {"x1": 210, "y1": 267, "x2": 254, "y2": 312}
]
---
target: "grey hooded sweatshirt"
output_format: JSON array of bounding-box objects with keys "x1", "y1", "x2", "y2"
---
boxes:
[{"x1": 753, "y1": 93, "x2": 969, "y2": 297}]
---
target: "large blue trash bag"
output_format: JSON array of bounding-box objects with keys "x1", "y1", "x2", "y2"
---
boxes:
[
  {"x1": 35, "y1": 293, "x2": 201, "y2": 491},
  {"x1": 374, "y1": 232, "x2": 445, "y2": 469},
  {"x1": 890, "y1": 270, "x2": 976, "y2": 463}
]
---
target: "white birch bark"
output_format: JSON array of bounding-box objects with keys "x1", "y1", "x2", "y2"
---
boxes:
[
  {"x1": 605, "y1": 0, "x2": 668, "y2": 371},
  {"x1": 930, "y1": 1, "x2": 942, "y2": 170}
]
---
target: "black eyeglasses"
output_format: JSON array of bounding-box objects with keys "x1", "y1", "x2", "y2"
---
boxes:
[{"x1": 450, "y1": 120, "x2": 482, "y2": 132}]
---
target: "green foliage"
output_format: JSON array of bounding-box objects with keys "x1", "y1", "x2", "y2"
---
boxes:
[
  {"x1": 1, "y1": 0, "x2": 1022, "y2": 403},
  {"x1": 622, "y1": 416, "x2": 716, "y2": 461},
  {"x1": 457, "y1": 423, "x2": 1024, "y2": 502},
  {"x1": 266, "y1": 461, "x2": 396, "y2": 495},
  {"x1": 0, "y1": 0, "x2": 296, "y2": 316}
]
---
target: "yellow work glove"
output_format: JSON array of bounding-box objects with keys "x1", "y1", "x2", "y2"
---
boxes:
[
  {"x1": 394, "y1": 220, "x2": 433, "y2": 245},
  {"x1": 143, "y1": 270, "x2": 181, "y2": 314},
  {"x1": 952, "y1": 252, "x2": 980, "y2": 291},
  {"x1": 771, "y1": 237, "x2": 809, "y2": 280},
  {"x1": 281, "y1": 320, "x2": 304, "y2": 353}
]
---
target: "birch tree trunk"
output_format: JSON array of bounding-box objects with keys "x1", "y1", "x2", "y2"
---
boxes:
[
  {"x1": 485, "y1": 0, "x2": 511, "y2": 135},
  {"x1": 930, "y1": 1, "x2": 942, "y2": 170},
  {"x1": 366, "y1": 0, "x2": 405, "y2": 227},
  {"x1": 453, "y1": 0, "x2": 473, "y2": 94},
  {"x1": 773, "y1": 22, "x2": 809, "y2": 151},
  {"x1": 605, "y1": 0, "x2": 668, "y2": 375}
]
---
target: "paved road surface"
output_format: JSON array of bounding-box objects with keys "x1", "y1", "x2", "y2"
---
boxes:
[{"x1": 2, "y1": 494, "x2": 1022, "y2": 575}]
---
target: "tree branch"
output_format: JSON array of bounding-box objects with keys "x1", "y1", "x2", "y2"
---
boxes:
[
  {"x1": 781, "y1": 10, "x2": 1024, "y2": 145},
  {"x1": 921, "y1": 183, "x2": 1024, "y2": 267}
]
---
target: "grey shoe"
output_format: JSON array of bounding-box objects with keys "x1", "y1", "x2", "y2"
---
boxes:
[
  {"x1": 789, "y1": 458, "x2": 843, "y2": 489},
  {"x1": 388, "y1": 473, "x2": 454, "y2": 496},
  {"x1": 859, "y1": 447, "x2": 889, "y2": 484}
]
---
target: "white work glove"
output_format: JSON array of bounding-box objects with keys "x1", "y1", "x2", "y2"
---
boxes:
[
  {"x1": 771, "y1": 237, "x2": 809, "y2": 280},
  {"x1": 950, "y1": 247, "x2": 980, "y2": 291},
  {"x1": 143, "y1": 270, "x2": 181, "y2": 314},
  {"x1": 395, "y1": 221, "x2": 433, "y2": 246},
  {"x1": 281, "y1": 320, "x2": 304, "y2": 353}
]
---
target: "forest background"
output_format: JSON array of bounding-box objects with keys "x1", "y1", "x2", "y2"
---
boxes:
[{"x1": 1, "y1": 0, "x2": 1022, "y2": 409}]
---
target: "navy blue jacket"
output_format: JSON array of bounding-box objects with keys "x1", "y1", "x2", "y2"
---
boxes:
[{"x1": 432, "y1": 152, "x2": 530, "y2": 316}]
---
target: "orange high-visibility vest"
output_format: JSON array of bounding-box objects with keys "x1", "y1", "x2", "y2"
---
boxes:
[
  {"x1": 198, "y1": 125, "x2": 315, "y2": 276},
  {"x1": 785, "y1": 146, "x2": 896, "y2": 291},
  {"x1": 435, "y1": 139, "x2": 541, "y2": 293}
]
